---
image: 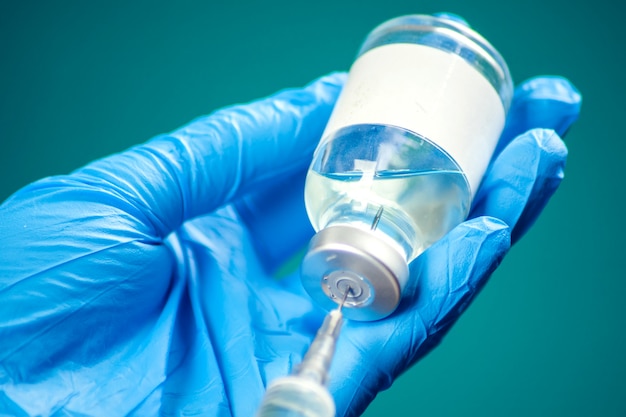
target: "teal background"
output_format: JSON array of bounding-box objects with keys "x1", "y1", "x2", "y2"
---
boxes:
[{"x1": 1, "y1": 0, "x2": 623, "y2": 416}]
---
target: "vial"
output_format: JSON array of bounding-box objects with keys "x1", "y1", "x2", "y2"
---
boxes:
[{"x1": 300, "y1": 14, "x2": 513, "y2": 321}]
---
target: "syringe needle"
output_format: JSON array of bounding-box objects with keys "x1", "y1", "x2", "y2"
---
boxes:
[
  {"x1": 337, "y1": 285, "x2": 351, "y2": 312},
  {"x1": 256, "y1": 287, "x2": 351, "y2": 417},
  {"x1": 294, "y1": 286, "x2": 352, "y2": 385},
  {"x1": 371, "y1": 206, "x2": 384, "y2": 230}
]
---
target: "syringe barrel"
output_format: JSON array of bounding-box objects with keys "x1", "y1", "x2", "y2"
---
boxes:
[{"x1": 255, "y1": 376, "x2": 335, "y2": 417}]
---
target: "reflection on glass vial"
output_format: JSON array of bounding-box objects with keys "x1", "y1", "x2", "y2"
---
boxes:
[
  {"x1": 305, "y1": 124, "x2": 470, "y2": 262},
  {"x1": 301, "y1": 14, "x2": 513, "y2": 321}
]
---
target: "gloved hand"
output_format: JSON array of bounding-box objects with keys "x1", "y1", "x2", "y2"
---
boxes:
[{"x1": 0, "y1": 66, "x2": 580, "y2": 417}]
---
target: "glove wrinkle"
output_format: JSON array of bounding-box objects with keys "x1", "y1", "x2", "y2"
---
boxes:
[{"x1": 472, "y1": 129, "x2": 567, "y2": 244}]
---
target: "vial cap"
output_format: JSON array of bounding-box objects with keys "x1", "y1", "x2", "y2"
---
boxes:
[{"x1": 301, "y1": 226, "x2": 409, "y2": 321}]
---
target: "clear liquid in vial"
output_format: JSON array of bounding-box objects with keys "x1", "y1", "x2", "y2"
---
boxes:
[{"x1": 305, "y1": 166, "x2": 470, "y2": 261}]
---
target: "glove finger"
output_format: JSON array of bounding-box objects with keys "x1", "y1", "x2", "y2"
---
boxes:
[
  {"x1": 471, "y1": 128, "x2": 567, "y2": 243},
  {"x1": 63, "y1": 72, "x2": 346, "y2": 240},
  {"x1": 331, "y1": 217, "x2": 511, "y2": 417},
  {"x1": 496, "y1": 76, "x2": 581, "y2": 156}
]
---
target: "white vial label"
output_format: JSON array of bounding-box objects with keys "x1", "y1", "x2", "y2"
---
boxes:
[{"x1": 323, "y1": 43, "x2": 506, "y2": 197}]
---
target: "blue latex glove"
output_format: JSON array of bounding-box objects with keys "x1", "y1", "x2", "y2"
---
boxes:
[{"x1": 0, "y1": 64, "x2": 580, "y2": 417}]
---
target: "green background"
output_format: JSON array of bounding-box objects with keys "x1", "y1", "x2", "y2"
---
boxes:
[{"x1": 1, "y1": 0, "x2": 623, "y2": 415}]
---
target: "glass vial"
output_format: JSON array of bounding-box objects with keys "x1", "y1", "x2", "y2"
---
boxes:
[{"x1": 300, "y1": 14, "x2": 513, "y2": 321}]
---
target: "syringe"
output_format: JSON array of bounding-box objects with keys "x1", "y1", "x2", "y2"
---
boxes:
[{"x1": 255, "y1": 289, "x2": 350, "y2": 417}]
